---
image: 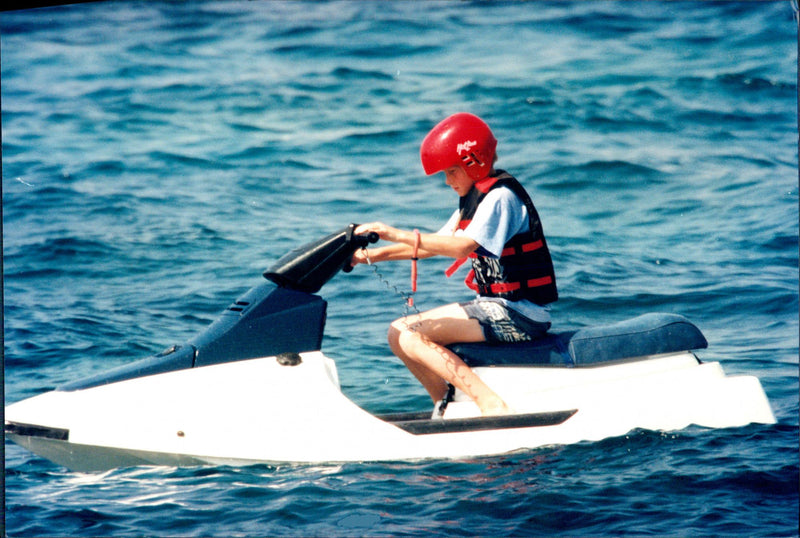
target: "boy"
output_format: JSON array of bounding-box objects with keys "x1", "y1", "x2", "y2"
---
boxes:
[{"x1": 351, "y1": 113, "x2": 557, "y2": 416}]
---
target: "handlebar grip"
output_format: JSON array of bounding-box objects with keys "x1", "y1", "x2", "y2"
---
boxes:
[
  {"x1": 342, "y1": 230, "x2": 379, "y2": 273},
  {"x1": 346, "y1": 224, "x2": 380, "y2": 247}
]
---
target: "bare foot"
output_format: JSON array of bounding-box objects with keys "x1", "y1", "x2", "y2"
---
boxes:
[{"x1": 478, "y1": 395, "x2": 514, "y2": 417}]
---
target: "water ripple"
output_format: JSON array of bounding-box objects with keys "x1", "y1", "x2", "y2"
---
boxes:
[{"x1": 2, "y1": 1, "x2": 796, "y2": 537}]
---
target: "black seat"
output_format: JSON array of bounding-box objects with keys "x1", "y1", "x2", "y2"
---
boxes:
[{"x1": 449, "y1": 313, "x2": 708, "y2": 368}]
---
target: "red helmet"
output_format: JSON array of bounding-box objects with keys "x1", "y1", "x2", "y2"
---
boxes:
[{"x1": 420, "y1": 113, "x2": 497, "y2": 181}]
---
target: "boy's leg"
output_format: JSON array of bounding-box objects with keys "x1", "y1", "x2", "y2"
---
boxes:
[{"x1": 388, "y1": 303, "x2": 510, "y2": 416}]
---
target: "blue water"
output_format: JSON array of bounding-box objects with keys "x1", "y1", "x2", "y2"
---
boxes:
[{"x1": 3, "y1": 1, "x2": 797, "y2": 536}]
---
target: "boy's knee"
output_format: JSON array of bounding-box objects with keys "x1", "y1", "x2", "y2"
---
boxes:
[
  {"x1": 388, "y1": 319, "x2": 408, "y2": 342},
  {"x1": 388, "y1": 318, "x2": 419, "y2": 354},
  {"x1": 387, "y1": 323, "x2": 401, "y2": 346}
]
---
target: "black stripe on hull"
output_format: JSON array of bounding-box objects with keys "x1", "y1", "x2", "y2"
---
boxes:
[
  {"x1": 5, "y1": 421, "x2": 69, "y2": 441},
  {"x1": 5, "y1": 410, "x2": 578, "y2": 445},
  {"x1": 380, "y1": 409, "x2": 577, "y2": 435}
]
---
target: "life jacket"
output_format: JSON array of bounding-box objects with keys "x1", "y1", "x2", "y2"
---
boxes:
[{"x1": 445, "y1": 171, "x2": 558, "y2": 305}]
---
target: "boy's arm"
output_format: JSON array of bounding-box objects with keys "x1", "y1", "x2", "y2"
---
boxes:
[{"x1": 354, "y1": 222, "x2": 479, "y2": 261}]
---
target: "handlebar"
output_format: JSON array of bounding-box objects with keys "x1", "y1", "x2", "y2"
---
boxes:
[
  {"x1": 264, "y1": 223, "x2": 383, "y2": 289},
  {"x1": 345, "y1": 223, "x2": 379, "y2": 247},
  {"x1": 353, "y1": 231, "x2": 380, "y2": 247},
  {"x1": 342, "y1": 225, "x2": 379, "y2": 273}
]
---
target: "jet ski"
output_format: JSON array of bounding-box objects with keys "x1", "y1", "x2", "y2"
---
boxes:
[{"x1": 5, "y1": 224, "x2": 775, "y2": 472}]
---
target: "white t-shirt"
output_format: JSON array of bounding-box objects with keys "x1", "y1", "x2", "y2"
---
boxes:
[{"x1": 438, "y1": 186, "x2": 552, "y2": 323}]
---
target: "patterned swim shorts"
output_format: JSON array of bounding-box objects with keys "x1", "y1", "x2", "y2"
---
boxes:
[{"x1": 460, "y1": 297, "x2": 551, "y2": 343}]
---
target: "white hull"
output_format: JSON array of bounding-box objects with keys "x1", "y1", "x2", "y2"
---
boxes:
[
  {"x1": 5, "y1": 350, "x2": 775, "y2": 472},
  {"x1": 4, "y1": 227, "x2": 776, "y2": 472}
]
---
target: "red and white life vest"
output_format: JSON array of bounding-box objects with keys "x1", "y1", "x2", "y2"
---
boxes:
[{"x1": 445, "y1": 171, "x2": 558, "y2": 306}]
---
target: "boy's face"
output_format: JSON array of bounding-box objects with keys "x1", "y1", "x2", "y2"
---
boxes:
[{"x1": 443, "y1": 166, "x2": 474, "y2": 197}]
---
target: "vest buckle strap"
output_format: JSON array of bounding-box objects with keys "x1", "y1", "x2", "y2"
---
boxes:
[
  {"x1": 445, "y1": 257, "x2": 467, "y2": 278},
  {"x1": 465, "y1": 269, "x2": 479, "y2": 292},
  {"x1": 477, "y1": 276, "x2": 553, "y2": 296},
  {"x1": 521, "y1": 240, "x2": 544, "y2": 253},
  {"x1": 487, "y1": 282, "x2": 521, "y2": 294},
  {"x1": 445, "y1": 252, "x2": 478, "y2": 278},
  {"x1": 499, "y1": 240, "x2": 544, "y2": 258},
  {"x1": 526, "y1": 276, "x2": 553, "y2": 288}
]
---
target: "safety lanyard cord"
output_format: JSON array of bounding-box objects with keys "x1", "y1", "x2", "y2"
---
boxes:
[
  {"x1": 409, "y1": 229, "x2": 420, "y2": 306},
  {"x1": 362, "y1": 246, "x2": 420, "y2": 318}
]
